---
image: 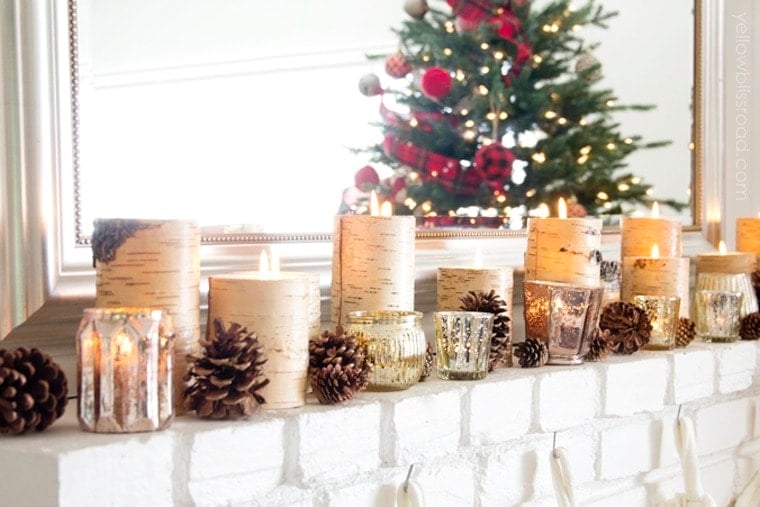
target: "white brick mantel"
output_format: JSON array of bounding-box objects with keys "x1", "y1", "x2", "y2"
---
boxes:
[{"x1": 2, "y1": 341, "x2": 759, "y2": 506}]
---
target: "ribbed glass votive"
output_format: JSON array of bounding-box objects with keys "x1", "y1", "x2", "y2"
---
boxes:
[
  {"x1": 344, "y1": 310, "x2": 425, "y2": 391},
  {"x1": 77, "y1": 308, "x2": 174, "y2": 433},
  {"x1": 694, "y1": 290, "x2": 743, "y2": 342},
  {"x1": 433, "y1": 311, "x2": 494, "y2": 380}
]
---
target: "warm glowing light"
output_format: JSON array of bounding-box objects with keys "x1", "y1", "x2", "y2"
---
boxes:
[
  {"x1": 422, "y1": 54, "x2": 431, "y2": 62},
  {"x1": 558, "y1": 117, "x2": 568, "y2": 125},
  {"x1": 533, "y1": 55, "x2": 543, "y2": 64},
  {"x1": 460, "y1": 108, "x2": 469, "y2": 115},
  {"x1": 579, "y1": 118, "x2": 587, "y2": 126},
  {"x1": 474, "y1": 246, "x2": 484, "y2": 268},
  {"x1": 409, "y1": 118, "x2": 419, "y2": 128},
  {"x1": 596, "y1": 192, "x2": 609, "y2": 200},
  {"x1": 544, "y1": 111, "x2": 558, "y2": 119},
  {"x1": 526, "y1": 189, "x2": 537, "y2": 198},
  {"x1": 480, "y1": 43, "x2": 489, "y2": 50},
  {"x1": 494, "y1": 51, "x2": 505, "y2": 60},
  {"x1": 499, "y1": 111, "x2": 508, "y2": 120},
  {"x1": 478, "y1": 85, "x2": 489, "y2": 95},
  {"x1": 370, "y1": 190, "x2": 380, "y2": 216},
  {"x1": 114, "y1": 332, "x2": 132, "y2": 357},
  {"x1": 480, "y1": 66, "x2": 490, "y2": 74},
  {"x1": 577, "y1": 155, "x2": 589, "y2": 164},
  {"x1": 606, "y1": 99, "x2": 615, "y2": 107},
  {"x1": 463, "y1": 130, "x2": 476, "y2": 141},
  {"x1": 617, "y1": 183, "x2": 630, "y2": 192},
  {"x1": 259, "y1": 250, "x2": 270, "y2": 274},
  {"x1": 580, "y1": 145, "x2": 592, "y2": 155},
  {"x1": 380, "y1": 201, "x2": 393, "y2": 216},
  {"x1": 404, "y1": 197, "x2": 417, "y2": 209},
  {"x1": 606, "y1": 142, "x2": 616, "y2": 150},
  {"x1": 558, "y1": 197, "x2": 568, "y2": 219},
  {"x1": 646, "y1": 189, "x2": 654, "y2": 196},
  {"x1": 572, "y1": 24, "x2": 582, "y2": 31},
  {"x1": 445, "y1": 22, "x2": 455, "y2": 33},
  {"x1": 532, "y1": 152, "x2": 546, "y2": 164},
  {"x1": 536, "y1": 203, "x2": 550, "y2": 218},
  {"x1": 486, "y1": 112, "x2": 496, "y2": 120},
  {"x1": 270, "y1": 252, "x2": 281, "y2": 274},
  {"x1": 624, "y1": 138, "x2": 633, "y2": 145},
  {"x1": 464, "y1": 120, "x2": 475, "y2": 128},
  {"x1": 650, "y1": 244, "x2": 660, "y2": 259},
  {"x1": 421, "y1": 201, "x2": 432, "y2": 213},
  {"x1": 651, "y1": 201, "x2": 660, "y2": 218},
  {"x1": 688, "y1": 141, "x2": 695, "y2": 150},
  {"x1": 496, "y1": 195, "x2": 506, "y2": 203},
  {"x1": 443, "y1": 48, "x2": 453, "y2": 56},
  {"x1": 631, "y1": 177, "x2": 642, "y2": 185},
  {"x1": 455, "y1": 69, "x2": 466, "y2": 81},
  {"x1": 719, "y1": 241, "x2": 727, "y2": 255}
]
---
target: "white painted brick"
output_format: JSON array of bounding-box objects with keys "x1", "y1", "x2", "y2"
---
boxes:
[
  {"x1": 415, "y1": 462, "x2": 475, "y2": 507},
  {"x1": 701, "y1": 460, "x2": 736, "y2": 507},
  {"x1": 479, "y1": 446, "x2": 536, "y2": 506},
  {"x1": 183, "y1": 417, "x2": 284, "y2": 489},
  {"x1": 736, "y1": 441, "x2": 760, "y2": 500},
  {"x1": 468, "y1": 375, "x2": 533, "y2": 446},
  {"x1": 603, "y1": 357, "x2": 667, "y2": 416},
  {"x1": 190, "y1": 473, "x2": 291, "y2": 507},
  {"x1": 672, "y1": 348, "x2": 715, "y2": 403},
  {"x1": 538, "y1": 369, "x2": 599, "y2": 431},
  {"x1": 297, "y1": 402, "x2": 381, "y2": 484},
  {"x1": 583, "y1": 486, "x2": 648, "y2": 507},
  {"x1": 715, "y1": 341, "x2": 757, "y2": 394},
  {"x1": 249, "y1": 486, "x2": 315, "y2": 507},
  {"x1": 390, "y1": 389, "x2": 462, "y2": 465},
  {"x1": 696, "y1": 399, "x2": 751, "y2": 455},
  {"x1": 327, "y1": 480, "x2": 397, "y2": 507},
  {"x1": 599, "y1": 421, "x2": 655, "y2": 479},
  {"x1": 753, "y1": 397, "x2": 760, "y2": 439}
]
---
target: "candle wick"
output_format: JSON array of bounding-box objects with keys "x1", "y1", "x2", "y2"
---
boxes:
[{"x1": 403, "y1": 463, "x2": 414, "y2": 493}]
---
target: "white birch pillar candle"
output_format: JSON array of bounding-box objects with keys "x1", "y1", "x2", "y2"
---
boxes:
[
  {"x1": 736, "y1": 215, "x2": 760, "y2": 266},
  {"x1": 207, "y1": 253, "x2": 312, "y2": 409},
  {"x1": 621, "y1": 202, "x2": 682, "y2": 258},
  {"x1": 93, "y1": 218, "x2": 200, "y2": 413},
  {"x1": 525, "y1": 198, "x2": 602, "y2": 287},
  {"x1": 621, "y1": 245, "x2": 691, "y2": 318},
  {"x1": 695, "y1": 241, "x2": 758, "y2": 317},
  {"x1": 331, "y1": 193, "x2": 416, "y2": 326}
]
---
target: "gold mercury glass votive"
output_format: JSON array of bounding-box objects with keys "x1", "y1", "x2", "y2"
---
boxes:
[
  {"x1": 77, "y1": 307, "x2": 174, "y2": 433},
  {"x1": 344, "y1": 310, "x2": 426, "y2": 391},
  {"x1": 632, "y1": 295, "x2": 680, "y2": 350},
  {"x1": 523, "y1": 281, "x2": 603, "y2": 365},
  {"x1": 694, "y1": 290, "x2": 743, "y2": 342},
  {"x1": 434, "y1": 311, "x2": 494, "y2": 380}
]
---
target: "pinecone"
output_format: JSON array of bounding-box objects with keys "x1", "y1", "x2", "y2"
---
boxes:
[
  {"x1": 600, "y1": 260, "x2": 621, "y2": 286},
  {"x1": 184, "y1": 319, "x2": 269, "y2": 420},
  {"x1": 460, "y1": 289, "x2": 512, "y2": 370},
  {"x1": 584, "y1": 327, "x2": 613, "y2": 362},
  {"x1": 419, "y1": 343, "x2": 436, "y2": 382},
  {"x1": 753, "y1": 270, "x2": 760, "y2": 304},
  {"x1": 513, "y1": 338, "x2": 548, "y2": 368},
  {"x1": 0, "y1": 347, "x2": 68, "y2": 435},
  {"x1": 740, "y1": 312, "x2": 760, "y2": 341},
  {"x1": 599, "y1": 301, "x2": 652, "y2": 355},
  {"x1": 309, "y1": 327, "x2": 369, "y2": 404},
  {"x1": 676, "y1": 317, "x2": 697, "y2": 347}
]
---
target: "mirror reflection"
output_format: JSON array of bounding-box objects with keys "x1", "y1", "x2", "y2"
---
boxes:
[{"x1": 74, "y1": 0, "x2": 694, "y2": 236}]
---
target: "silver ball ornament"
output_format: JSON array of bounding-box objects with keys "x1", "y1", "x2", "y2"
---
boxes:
[
  {"x1": 575, "y1": 53, "x2": 602, "y2": 83},
  {"x1": 403, "y1": 0, "x2": 428, "y2": 19},
  {"x1": 358, "y1": 73, "x2": 383, "y2": 96}
]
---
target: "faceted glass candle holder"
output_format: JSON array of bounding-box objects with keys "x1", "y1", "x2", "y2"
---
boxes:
[
  {"x1": 77, "y1": 308, "x2": 174, "y2": 433},
  {"x1": 344, "y1": 310, "x2": 425, "y2": 391},
  {"x1": 694, "y1": 290, "x2": 743, "y2": 342},
  {"x1": 523, "y1": 281, "x2": 603, "y2": 365},
  {"x1": 434, "y1": 311, "x2": 494, "y2": 380},
  {"x1": 632, "y1": 295, "x2": 680, "y2": 350}
]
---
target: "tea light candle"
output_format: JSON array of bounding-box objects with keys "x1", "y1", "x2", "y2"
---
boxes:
[
  {"x1": 695, "y1": 240, "x2": 758, "y2": 317},
  {"x1": 207, "y1": 252, "x2": 314, "y2": 409},
  {"x1": 621, "y1": 202, "x2": 682, "y2": 258},
  {"x1": 736, "y1": 214, "x2": 760, "y2": 265},
  {"x1": 622, "y1": 244, "x2": 691, "y2": 318},
  {"x1": 331, "y1": 191, "x2": 416, "y2": 325}
]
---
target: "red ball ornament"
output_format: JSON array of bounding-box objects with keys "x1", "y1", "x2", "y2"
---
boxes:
[
  {"x1": 385, "y1": 52, "x2": 412, "y2": 79},
  {"x1": 474, "y1": 143, "x2": 515, "y2": 182},
  {"x1": 492, "y1": 12, "x2": 521, "y2": 41},
  {"x1": 354, "y1": 165, "x2": 380, "y2": 191},
  {"x1": 420, "y1": 67, "x2": 452, "y2": 100}
]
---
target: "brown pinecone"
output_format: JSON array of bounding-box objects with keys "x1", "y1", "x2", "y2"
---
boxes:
[
  {"x1": 184, "y1": 319, "x2": 269, "y2": 420},
  {"x1": 740, "y1": 312, "x2": 760, "y2": 340},
  {"x1": 599, "y1": 301, "x2": 652, "y2": 355},
  {"x1": 513, "y1": 339, "x2": 548, "y2": 368},
  {"x1": 309, "y1": 327, "x2": 369, "y2": 404},
  {"x1": 752, "y1": 270, "x2": 760, "y2": 304},
  {"x1": 676, "y1": 317, "x2": 697, "y2": 347},
  {"x1": 585, "y1": 328, "x2": 613, "y2": 362},
  {"x1": 460, "y1": 289, "x2": 512, "y2": 370},
  {"x1": 600, "y1": 260, "x2": 621, "y2": 286},
  {"x1": 419, "y1": 343, "x2": 436, "y2": 382},
  {"x1": 0, "y1": 347, "x2": 68, "y2": 435}
]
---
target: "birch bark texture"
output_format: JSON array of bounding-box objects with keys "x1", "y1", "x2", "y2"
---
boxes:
[
  {"x1": 93, "y1": 219, "x2": 201, "y2": 413},
  {"x1": 331, "y1": 215, "x2": 416, "y2": 326},
  {"x1": 735, "y1": 217, "x2": 760, "y2": 263},
  {"x1": 621, "y1": 217, "x2": 682, "y2": 258},
  {"x1": 525, "y1": 217, "x2": 603, "y2": 287},
  {"x1": 437, "y1": 266, "x2": 514, "y2": 318},
  {"x1": 621, "y1": 256, "x2": 691, "y2": 318},
  {"x1": 207, "y1": 272, "x2": 312, "y2": 409}
]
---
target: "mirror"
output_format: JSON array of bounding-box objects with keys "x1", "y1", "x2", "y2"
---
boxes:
[{"x1": 71, "y1": 0, "x2": 700, "y2": 243}]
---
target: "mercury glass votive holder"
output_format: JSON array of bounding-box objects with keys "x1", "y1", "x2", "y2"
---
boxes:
[
  {"x1": 344, "y1": 310, "x2": 426, "y2": 391},
  {"x1": 695, "y1": 272, "x2": 758, "y2": 318},
  {"x1": 694, "y1": 290, "x2": 743, "y2": 342},
  {"x1": 77, "y1": 308, "x2": 174, "y2": 433},
  {"x1": 632, "y1": 295, "x2": 680, "y2": 350},
  {"x1": 434, "y1": 311, "x2": 494, "y2": 380},
  {"x1": 523, "y1": 281, "x2": 603, "y2": 365}
]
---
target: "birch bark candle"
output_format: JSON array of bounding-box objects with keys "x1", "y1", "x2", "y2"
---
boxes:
[
  {"x1": 525, "y1": 198, "x2": 602, "y2": 287},
  {"x1": 437, "y1": 248, "x2": 514, "y2": 312},
  {"x1": 92, "y1": 218, "x2": 200, "y2": 413},
  {"x1": 331, "y1": 192, "x2": 416, "y2": 326},
  {"x1": 695, "y1": 241, "x2": 758, "y2": 317},
  {"x1": 207, "y1": 252, "x2": 312, "y2": 409},
  {"x1": 736, "y1": 215, "x2": 760, "y2": 264},
  {"x1": 621, "y1": 202, "x2": 682, "y2": 258},
  {"x1": 621, "y1": 244, "x2": 690, "y2": 318}
]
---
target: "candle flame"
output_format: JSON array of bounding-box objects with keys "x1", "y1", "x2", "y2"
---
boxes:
[
  {"x1": 370, "y1": 190, "x2": 379, "y2": 216},
  {"x1": 259, "y1": 250, "x2": 270, "y2": 274},
  {"x1": 474, "y1": 245, "x2": 484, "y2": 268},
  {"x1": 650, "y1": 244, "x2": 660, "y2": 259},
  {"x1": 536, "y1": 203, "x2": 550, "y2": 218},
  {"x1": 271, "y1": 252, "x2": 281, "y2": 274},
  {"x1": 718, "y1": 240, "x2": 727, "y2": 255},
  {"x1": 651, "y1": 201, "x2": 660, "y2": 218},
  {"x1": 114, "y1": 332, "x2": 132, "y2": 357},
  {"x1": 558, "y1": 197, "x2": 568, "y2": 219},
  {"x1": 380, "y1": 200, "x2": 393, "y2": 217}
]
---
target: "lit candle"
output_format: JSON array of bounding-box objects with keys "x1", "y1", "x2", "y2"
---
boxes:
[
  {"x1": 332, "y1": 190, "x2": 416, "y2": 325},
  {"x1": 621, "y1": 201, "x2": 682, "y2": 258},
  {"x1": 736, "y1": 213, "x2": 760, "y2": 267},
  {"x1": 207, "y1": 250, "x2": 316, "y2": 409},
  {"x1": 525, "y1": 197, "x2": 603, "y2": 287},
  {"x1": 695, "y1": 240, "x2": 758, "y2": 317},
  {"x1": 622, "y1": 243, "x2": 690, "y2": 317}
]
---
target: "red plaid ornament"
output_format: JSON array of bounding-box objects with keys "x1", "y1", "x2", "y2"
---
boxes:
[
  {"x1": 385, "y1": 52, "x2": 412, "y2": 79},
  {"x1": 447, "y1": 0, "x2": 506, "y2": 23},
  {"x1": 474, "y1": 142, "x2": 514, "y2": 184}
]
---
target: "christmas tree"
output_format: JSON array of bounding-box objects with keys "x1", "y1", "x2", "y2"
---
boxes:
[{"x1": 349, "y1": 0, "x2": 686, "y2": 226}]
